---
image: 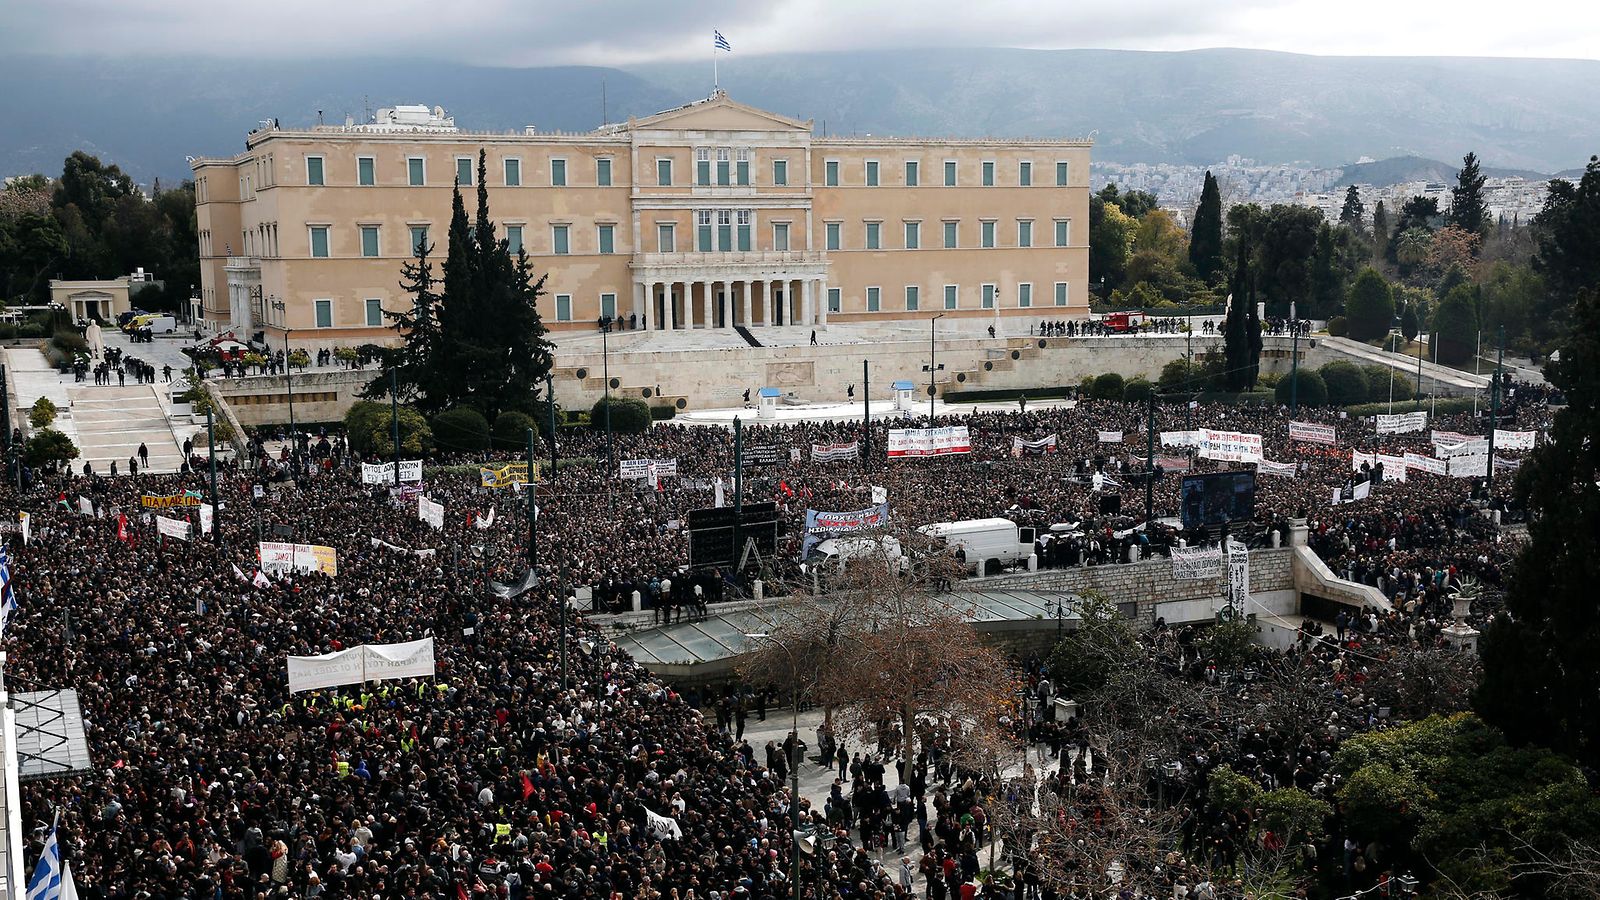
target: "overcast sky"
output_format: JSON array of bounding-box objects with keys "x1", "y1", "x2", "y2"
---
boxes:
[{"x1": 5, "y1": 0, "x2": 1598, "y2": 64}]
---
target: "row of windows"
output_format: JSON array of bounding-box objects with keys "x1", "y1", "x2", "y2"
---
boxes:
[
  {"x1": 300, "y1": 153, "x2": 1071, "y2": 190},
  {"x1": 306, "y1": 154, "x2": 616, "y2": 188},
  {"x1": 299, "y1": 215, "x2": 1073, "y2": 259}
]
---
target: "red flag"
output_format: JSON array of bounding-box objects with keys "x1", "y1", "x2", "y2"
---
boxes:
[
  {"x1": 116, "y1": 513, "x2": 129, "y2": 542},
  {"x1": 457, "y1": 884, "x2": 469, "y2": 900},
  {"x1": 779, "y1": 480, "x2": 794, "y2": 497},
  {"x1": 522, "y1": 772, "x2": 535, "y2": 800}
]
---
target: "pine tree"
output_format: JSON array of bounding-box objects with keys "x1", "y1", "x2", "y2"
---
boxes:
[
  {"x1": 1244, "y1": 266, "x2": 1263, "y2": 388},
  {"x1": 1188, "y1": 171, "x2": 1224, "y2": 283},
  {"x1": 365, "y1": 237, "x2": 443, "y2": 405},
  {"x1": 1371, "y1": 199, "x2": 1388, "y2": 259},
  {"x1": 1449, "y1": 151, "x2": 1489, "y2": 238},
  {"x1": 1339, "y1": 185, "x2": 1365, "y2": 230}
]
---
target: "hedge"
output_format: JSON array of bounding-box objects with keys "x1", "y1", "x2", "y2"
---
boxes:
[
  {"x1": 431, "y1": 407, "x2": 491, "y2": 452},
  {"x1": 942, "y1": 385, "x2": 1078, "y2": 403},
  {"x1": 1091, "y1": 372, "x2": 1126, "y2": 401},
  {"x1": 1274, "y1": 371, "x2": 1328, "y2": 407},
  {"x1": 649, "y1": 405, "x2": 677, "y2": 421},
  {"x1": 492, "y1": 411, "x2": 538, "y2": 450},
  {"x1": 1344, "y1": 397, "x2": 1479, "y2": 417},
  {"x1": 592, "y1": 397, "x2": 652, "y2": 433}
]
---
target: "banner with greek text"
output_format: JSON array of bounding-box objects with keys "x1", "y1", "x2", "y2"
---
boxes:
[
  {"x1": 619, "y1": 458, "x2": 678, "y2": 480},
  {"x1": 802, "y1": 503, "x2": 891, "y2": 558},
  {"x1": 886, "y1": 426, "x2": 971, "y2": 458},
  {"x1": 1288, "y1": 421, "x2": 1336, "y2": 444},
  {"x1": 1493, "y1": 430, "x2": 1536, "y2": 451},
  {"x1": 1255, "y1": 459, "x2": 1297, "y2": 478},
  {"x1": 199, "y1": 503, "x2": 213, "y2": 535},
  {"x1": 1431, "y1": 430, "x2": 1478, "y2": 446},
  {"x1": 287, "y1": 638, "x2": 435, "y2": 693},
  {"x1": 1010, "y1": 435, "x2": 1057, "y2": 455},
  {"x1": 1097, "y1": 431, "x2": 1123, "y2": 443},
  {"x1": 1493, "y1": 456, "x2": 1522, "y2": 472},
  {"x1": 1227, "y1": 539, "x2": 1250, "y2": 609},
  {"x1": 258, "y1": 541, "x2": 339, "y2": 576},
  {"x1": 1198, "y1": 429, "x2": 1264, "y2": 463},
  {"x1": 1450, "y1": 455, "x2": 1488, "y2": 478},
  {"x1": 1170, "y1": 544, "x2": 1223, "y2": 580},
  {"x1": 1378, "y1": 454, "x2": 1409, "y2": 482},
  {"x1": 1352, "y1": 451, "x2": 1376, "y2": 471},
  {"x1": 156, "y1": 515, "x2": 191, "y2": 541},
  {"x1": 479, "y1": 461, "x2": 533, "y2": 488},
  {"x1": 418, "y1": 495, "x2": 445, "y2": 530},
  {"x1": 1436, "y1": 438, "x2": 1490, "y2": 459},
  {"x1": 1160, "y1": 431, "x2": 1201, "y2": 448},
  {"x1": 1376, "y1": 411, "x2": 1428, "y2": 434},
  {"x1": 741, "y1": 445, "x2": 781, "y2": 467},
  {"x1": 810, "y1": 441, "x2": 860, "y2": 462},
  {"x1": 1403, "y1": 453, "x2": 1448, "y2": 476},
  {"x1": 142, "y1": 491, "x2": 203, "y2": 509},
  {"x1": 362, "y1": 460, "x2": 424, "y2": 485}
]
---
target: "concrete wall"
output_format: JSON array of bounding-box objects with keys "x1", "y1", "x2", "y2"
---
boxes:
[{"x1": 211, "y1": 368, "x2": 372, "y2": 426}]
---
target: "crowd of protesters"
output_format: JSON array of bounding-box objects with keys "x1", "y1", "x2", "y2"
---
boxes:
[{"x1": 0, "y1": 377, "x2": 1551, "y2": 899}]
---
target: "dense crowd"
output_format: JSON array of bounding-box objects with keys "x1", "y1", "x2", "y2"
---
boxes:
[{"x1": 0, "y1": 381, "x2": 1550, "y2": 900}]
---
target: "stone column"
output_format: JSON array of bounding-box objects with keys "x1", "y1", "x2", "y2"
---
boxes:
[
  {"x1": 801, "y1": 278, "x2": 814, "y2": 326},
  {"x1": 702, "y1": 279, "x2": 715, "y2": 330},
  {"x1": 817, "y1": 278, "x2": 829, "y2": 325},
  {"x1": 632, "y1": 281, "x2": 645, "y2": 328},
  {"x1": 767, "y1": 279, "x2": 779, "y2": 326},
  {"x1": 741, "y1": 279, "x2": 753, "y2": 328}
]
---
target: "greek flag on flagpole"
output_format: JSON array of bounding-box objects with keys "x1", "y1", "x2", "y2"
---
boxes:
[
  {"x1": 27, "y1": 821, "x2": 79, "y2": 900},
  {"x1": 713, "y1": 30, "x2": 732, "y2": 51},
  {"x1": 0, "y1": 543, "x2": 16, "y2": 637}
]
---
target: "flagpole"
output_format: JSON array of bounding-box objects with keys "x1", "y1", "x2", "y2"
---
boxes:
[{"x1": 713, "y1": 44, "x2": 719, "y2": 93}]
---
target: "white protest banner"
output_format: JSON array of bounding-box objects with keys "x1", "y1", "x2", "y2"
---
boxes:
[
  {"x1": 371, "y1": 537, "x2": 437, "y2": 558},
  {"x1": 1431, "y1": 430, "x2": 1478, "y2": 446},
  {"x1": 1493, "y1": 456, "x2": 1523, "y2": 472},
  {"x1": 1376, "y1": 411, "x2": 1428, "y2": 434},
  {"x1": 1160, "y1": 431, "x2": 1201, "y2": 448},
  {"x1": 1289, "y1": 421, "x2": 1336, "y2": 444},
  {"x1": 362, "y1": 460, "x2": 424, "y2": 485},
  {"x1": 1403, "y1": 453, "x2": 1448, "y2": 476},
  {"x1": 885, "y1": 425, "x2": 971, "y2": 458},
  {"x1": 199, "y1": 503, "x2": 214, "y2": 535},
  {"x1": 1011, "y1": 435, "x2": 1058, "y2": 455},
  {"x1": 871, "y1": 485, "x2": 888, "y2": 505},
  {"x1": 156, "y1": 515, "x2": 191, "y2": 541},
  {"x1": 645, "y1": 808, "x2": 683, "y2": 840},
  {"x1": 619, "y1": 458, "x2": 678, "y2": 479},
  {"x1": 286, "y1": 647, "x2": 366, "y2": 693},
  {"x1": 286, "y1": 638, "x2": 435, "y2": 693},
  {"x1": 1226, "y1": 539, "x2": 1250, "y2": 610},
  {"x1": 1378, "y1": 454, "x2": 1409, "y2": 481},
  {"x1": 418, "y1": 495, "x2": 445, "y2": 530},
  {"x1": 1256, "y1": 459, "x2": 1297, "y2": 478},
  {"x1": 790, "y1": 447, "x2": 803, "y2": 462},
  {"x1": 18, "y1": 511, "x2": 29, "y2": 545},
  {"x1": 1493, "y1": 430, "x2": 1536, "y2": 451},
  {"x1": 258, "y1": 541, "x2": 340, "y2": 576},
  {"x1": 1097, "y1": 431, "x2": 1123, "y2": 444},
  {"x1": 1170, "y1": 544, "x2": 1223, "y2": 580},
  {"x1": 1198, "y1": 429, "x2": 1264, "y2": 463},
  {"x1": 1436, "y1": 438, "x2": 1490, "y2": 459},
  {"x1": 1352, "y1": 451, "x2": 1376, "y2": 471},
  {"x1": 362, "y1": 638, "x2": 436, "y2": 682},
  {"x1": 1450, "y1": 455, "x2": 1488, "y2": 478},
  {"x1": 810, "y1": 441, "x2": 860, "y2": 462},
  {"x1": 77, "y1": 496, "x2": 93, "y2": 517}
]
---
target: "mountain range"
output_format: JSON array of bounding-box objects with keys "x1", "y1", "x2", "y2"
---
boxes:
[{"x1": 4, "y1": 48, "x2": 1599, "y2": 184}]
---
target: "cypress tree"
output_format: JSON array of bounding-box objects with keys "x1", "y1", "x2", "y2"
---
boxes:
[
  {"x1": 365, "y1": 237, "x2": 443, "y2": 407},
  {"x1": 1188, "y1": 171, "x2": 1224, "y2": 283},
  {"x1": 1339, "y1": 185, "x2": 1365, "y2": 230},
  {"x1": 1223, "y1": 239, "x2": 1252, "y2": 391},
  {"x1": 1449, "y1": 151, "x2": 1489, "y2": 238}
]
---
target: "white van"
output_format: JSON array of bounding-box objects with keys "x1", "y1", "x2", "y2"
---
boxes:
[{"x1": 917, "y1": 518, "x2": 1037, "y2": 574}]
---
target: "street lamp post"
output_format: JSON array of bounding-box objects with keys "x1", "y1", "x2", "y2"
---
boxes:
[
  {"x1": 926, "y1": 313, "x2": 945, "y2": 421},
  {"x1": 1288, "y1": 301, "x2": 1299, "y2": 414},
  {"x1": 601, "y1": 320, "x2": 614, "y2": 511},
  {"x1": 745, "y1": 632, "x2": 803, "y2": 900}
]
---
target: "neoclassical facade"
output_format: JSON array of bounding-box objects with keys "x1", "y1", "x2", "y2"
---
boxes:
[{"x1": 192, "y1": 93, "x2": 1091, "y2": 348}]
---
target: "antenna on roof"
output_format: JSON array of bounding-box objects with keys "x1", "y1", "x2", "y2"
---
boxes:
[
  {"x1": 601, "y1": 76, "x2": 607, "y2": 127},
  {"x1": 317, "y1": 109, "x2": 324, "y2": 126}
]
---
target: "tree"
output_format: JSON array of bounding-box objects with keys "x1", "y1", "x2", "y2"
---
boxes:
[
  {"x1": 1476, "y1": 285, "x2": 1600, "y2": 771},
  {"x1": 1188, "y1": 171, "x2": 1225, "y2": 283},
  {"x1": 1344, "y1": 267, "x2": 1396, "y2": 342},
  {"x1": 1274, "y1": 370, "x2": 1326, "y2": 406},
  {"x1": 591, "y1": 397, "x2": 651, "y2": 433},
  {"x1": 383, "y1": 150, "x2": 555, "y2": 421},
  {"x1": 1222, "y1": 239, "x2": 1253, "y2": 391},
  {"x1": 1090, "y1": 372, "x2": 1124, "y2": 400},
  {"x1": 344, "y1": 400, "x2": 433, "y2": 457},
  {"x1": 1425, "y1": 225, "x2": 1482, "y2": 278},
  {"x1": 1372, "y1": 199, "x2": 1389, "y2": 259},
  {"x1": 1122, "y1": 377, "x2": 1153, "y2": 403},
  {"x1": 492, "y1": 411, "x2": 537, "y2": 450},
  {"x1": 1400, "y1": 303, "x2": 1419, "y2": 343},
  {"x1": 1319, "y1": 360, "x2": 1368, "y2": 406},
  {"x1": 24, "y1": 428, "x2": 78, "y2": 468},
  {"x1": 29, "y1": 397, "x2": 57, "y2": 429},
  {"x1": 1254, "y1": 205, "x2": 1323, "y2": 317},
  {"x1": 1340, "y1": 184, "x2": 1366, "y2": 230},
  {"x1": 432, "y1": 407, "x2": 491, "y2": 453},
  {"x1": 1097, "y1": 184, "x2": 1158, "y2": 219},
  {"x1": 365, "y1": 238, "x2": 444, "y2": 408},
  {"x1": 1089, "y1": 196, "x2": 1136, "y2": 294},
  {"x1": 1449, "y1": 151, "x2": 1490, "y2": 238},
  {"x1": 1531, "y1": 156, "x2": 1600, "y2": 346},
  {"x1": 1432, "y1": 284, "x2": 1480, "y2": 365},
  {"x1": 1395, "y1": 227, "x2": 1433, "y2": 268}
]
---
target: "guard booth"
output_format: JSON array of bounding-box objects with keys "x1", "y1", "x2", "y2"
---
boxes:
[
  {"x1": 756, "y1": 387, "x2": 781, "y2": 419},
  {"x1": 892, "y1": 380, "x2": 917, "y2": 412}
]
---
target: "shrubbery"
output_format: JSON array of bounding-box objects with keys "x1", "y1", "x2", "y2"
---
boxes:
[
  {"x1": 1319, "y1": 360, "x2": 1368, "y2": 406},
  {"x1": 1274, "y1": 370, "x2": 1327, "y2": 407},
  {"x1": 492, "y1": 411, "x2": 537, "y2": 450},
  {"x1": 431, "y1": 407, "x2": 491, "y2": 452},
  {"x1": 1090, "y1": 372, "x2": 1125, "y2": 401},
  {"x1": 591, "y1": 397, "x2": 652, "y2": 434},
  {"x1": 346, "y1": 400, "x2": 434, "y2": 457}
]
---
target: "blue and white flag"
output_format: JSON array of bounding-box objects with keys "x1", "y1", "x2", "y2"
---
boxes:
[
  {"x1": 0, "y1": 543, "x2": 16, "y2": 637},
  {"x1": 27, "y1": 821, "x2": 78, "y2": 900},
  {"x1": 713, "y1": 30, "x2": 732, "y2": 52}
]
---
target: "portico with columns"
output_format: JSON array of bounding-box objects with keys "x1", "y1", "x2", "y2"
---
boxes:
[{"x1": 630, "y1": 253, "x2": 829, "y2": 330}]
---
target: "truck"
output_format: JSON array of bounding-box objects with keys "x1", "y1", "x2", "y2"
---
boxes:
[
  {"x1": 1102, "y1": 312, "x2": 1144, "y2": 334},
  {"x1": 917, "y1": 518, "x2": 1038, "y2": 575}
]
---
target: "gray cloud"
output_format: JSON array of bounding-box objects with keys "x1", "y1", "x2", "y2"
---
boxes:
[{"x1": 2, "y1": 0, "x2": 1596, "y2": 62}]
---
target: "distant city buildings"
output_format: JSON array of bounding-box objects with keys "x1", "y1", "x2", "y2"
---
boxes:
[{"x1": 1092, "y1": 161, "x2": 1551, "y2": 227}]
